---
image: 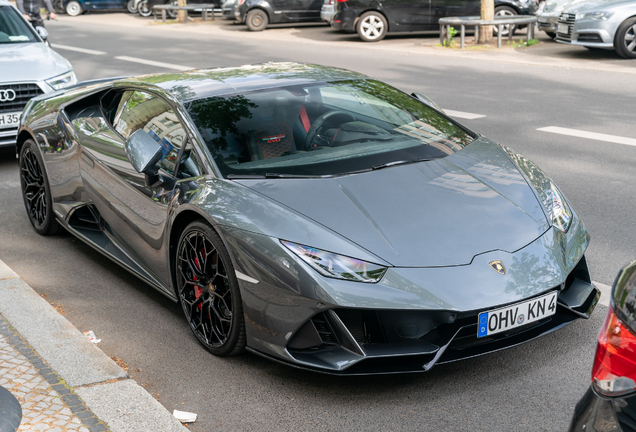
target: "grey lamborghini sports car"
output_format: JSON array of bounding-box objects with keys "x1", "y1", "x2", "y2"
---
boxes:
[{"x1": 16, "y1": 63, "x2": 599, "y2": 374}]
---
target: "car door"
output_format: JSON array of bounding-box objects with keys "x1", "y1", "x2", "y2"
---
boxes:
[
  {"x1": 430, "y1": 0, "x2": 479, "y2": 26},
  {"x1": 78, "y1": 89, "x2": 193, "y2": 288},
  {"x1": 383, "y1": 0, "x2": 432, "y2": 30},
  {"x1": 274, "y1": 0, "x2": 322, "y2": 21}
]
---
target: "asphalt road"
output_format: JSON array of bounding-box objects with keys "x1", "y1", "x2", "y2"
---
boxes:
[{"x1": 1, "y1": 13, "x2": 635, "y2": 431}]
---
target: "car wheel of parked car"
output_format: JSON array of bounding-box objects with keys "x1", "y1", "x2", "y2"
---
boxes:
[
  {"x1": 176, "y1": 221, "x2": 246, "y2": 357},
  {"x1": 246, "y1": 9, "x2": 268, "y2": 31},
  {"x1": 493, "y1": 6, "x2": 517, "y2": 36},
  {"x1": 19, "y1": 140, "x2": 61, "y2": 236},
  {"x1": 52, "y1": 0, "x2": 64, "y2": 13},
  {"x1": 126, "y1": 0, "x2": 138, "y2": 13},
  {"x1": 166, "y1": 0, "x2": 178, "y2": 18},
  {"x1": 545, "y1": 31, "x2": 556, "y2": 39},
  {"x1": 138, "y1": 1, "x2": 152, "y2": 16},
  {"x1": 65, "y1": 0, "x2": 83, "y2": 16},
  {"x1": 615, "y1": 17, "x2": 636, "y2": 59},
  {"x1": 357, "y1": 11, "x2": 388, "y2": 42}
]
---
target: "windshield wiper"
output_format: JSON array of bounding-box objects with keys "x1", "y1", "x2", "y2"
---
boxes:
[
  {"x1": 372, "y1": 158, "x2": 432, "y2": 171},
  {"x1": 226, "y1": 173, "x2": 332, "y2": 180}
]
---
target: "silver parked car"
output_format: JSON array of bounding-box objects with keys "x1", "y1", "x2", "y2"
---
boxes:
[
  {"x1": 555, "y1": 0, "x2": 636, "y2": 58},
  {"x1": 536, "y1": 0, "x2": 586, "y2": 38},
  {"x1": 0, "y1": 0, "x2": 76, "y2": 147}
]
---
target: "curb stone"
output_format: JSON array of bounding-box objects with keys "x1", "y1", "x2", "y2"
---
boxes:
[{"x1": 0, "y1": 259, "x2": 189, "y2": 432}]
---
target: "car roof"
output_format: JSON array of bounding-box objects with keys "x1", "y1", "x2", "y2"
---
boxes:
[{"x1": 121, "y1": 62, "x2": 369, "y2": 102}]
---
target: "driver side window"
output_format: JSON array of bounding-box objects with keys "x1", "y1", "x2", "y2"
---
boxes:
[{"x1": 113, "y1": 90, "x2": 186, "y2": 176}]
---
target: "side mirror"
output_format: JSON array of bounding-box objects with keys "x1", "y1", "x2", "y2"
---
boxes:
[
  {"x1": 124, "y1": 129, "x2": 163, "y2": 174},
  {"x1": 35, "y1": 26, "x2": 49, "y2": 41},
  {"x1": 411, "y1": 92, "x2": 444, "y2": 113}
]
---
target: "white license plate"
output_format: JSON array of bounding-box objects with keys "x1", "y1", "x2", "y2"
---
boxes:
[
  {"x1": 557, "y1": 23, "x2": 569, "y2": 34},
  {"x1": 477, "y1": 291, "x2": 557, "y2": 338},
  {"x1": 0, "y1": 111, "x2": 21, "y2": 129}
]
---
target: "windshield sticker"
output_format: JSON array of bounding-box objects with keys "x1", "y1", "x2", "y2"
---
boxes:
[
  {"x1": 159, "y1": 137, "x2": 174, "y2": 157},
  {"x1": 9, "y1": 35, "x2": 30, "y2": 41}
]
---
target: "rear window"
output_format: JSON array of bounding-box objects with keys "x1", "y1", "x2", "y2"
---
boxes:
[
  {"x1": 186, "y1": 79, "x2": 474, "y2": 178},
  {"x1": 0, "y1": 5, "x2": 38, "y2": 44}
]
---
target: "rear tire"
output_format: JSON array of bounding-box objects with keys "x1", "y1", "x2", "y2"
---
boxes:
[
  {"x1": 615, "y1": 17, "x2": 636, "y2": 59},
  {"x1": 19, "y1": 140, "x2": 61, "y2": 236},
  {"x1": 494, "y1": 6, "x2": 517, "y2": 36},
  {"x1": 356, "y1": 11, "x2": 387, "y2": 42},
  {"x1": 126, "y1": 0, "x2": 138, "y2": 13},
  {"x1": 245, "y1": 9, "x2": 268, "y2": 31},
  {"x1": 65, "y1": 0, "x2": 83, "y2": 16}
]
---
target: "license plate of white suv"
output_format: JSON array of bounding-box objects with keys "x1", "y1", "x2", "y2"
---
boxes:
[
  {"x1": 557, "y1": 23, "x2": 569, "y2": 34},
  {"x1": 0, "y1": 112, "x2": 20, "y2": 128},
  {"x1": 477, "y1": 291, "x2": 557, "y2": 337}
]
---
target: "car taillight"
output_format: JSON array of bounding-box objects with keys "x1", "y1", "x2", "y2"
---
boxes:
[
  {"x1": 238, "y1": 0, "x2": 245, "y2": 4},
  {"x1": 592, "y1": 306, "x2": 636, "y2": 396},
  {"x1": 336, "y1": 0, "x2": 346, "y2": 3}
]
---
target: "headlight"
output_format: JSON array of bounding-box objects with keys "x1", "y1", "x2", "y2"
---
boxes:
[
  {"x1": 281, "y1": 241, "x2": 387, "y2": 283},
  {"x1": 502, "y1": 146, "x2": 573, "y2": 233},
  {"x1": 549, "y1": 182, "x2": 572, "y2": 232},
  {"x1": 45, "y1": 71, "x2": 77, "y2": 90},
  {"x1": 576, "y1": 11, "x2": 614, "y2": 20}
]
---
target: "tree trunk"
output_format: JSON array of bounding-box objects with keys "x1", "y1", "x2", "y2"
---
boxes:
[
  {"x1": 479, "y1": 0, "x2": 494, "y2": 44},
  {"x1": 177, "y1": 0, "x2": 186, "y2": 23}
]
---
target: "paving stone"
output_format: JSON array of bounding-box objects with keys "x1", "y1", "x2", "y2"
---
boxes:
[{"x1": 0, "y1": 333, "x2": 108, "y2": 432}]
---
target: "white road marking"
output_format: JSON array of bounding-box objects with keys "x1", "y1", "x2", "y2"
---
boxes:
[
  {"x1": 114, "y1": 56, "x2": 193, "y2": 71},
  {"x1": 50, "y1": 43, "x2": 106, "y2": 55},
  {"x1": 595, "y1": 282, "x2": 612, "y2": 307},
  {"x1": 443, "y1": 109, "x2": 486, "y2": 120},
  {"x1": 538, "y1": 126, "x2": 636, "y2": 147}
]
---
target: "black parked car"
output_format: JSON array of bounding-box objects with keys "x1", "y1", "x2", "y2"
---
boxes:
[
  {"x1": 569, "y1": 260, "x2": 636, "y2": 432},
  {"x1": 234, "y1": 0, "x2": 323, "y2": 30},
  {"x1": 332, "y1": 0, "x2": 538, "y2": 42}
]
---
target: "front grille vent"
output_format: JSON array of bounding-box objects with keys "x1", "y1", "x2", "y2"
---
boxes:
[
  {"x1": 578, "y1": 34, "x2": 603, "y2": 43},
  {"x1": 0, "y1": 83, "x2": 44, "y2": 114},
  {"x1": 311, "y1": 314, "x2": 337, "y2": 344},
  {"x1": 555, "y1": 13, "x2": 575, "y2": 42}
]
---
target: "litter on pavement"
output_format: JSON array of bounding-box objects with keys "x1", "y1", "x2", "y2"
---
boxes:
[{"x1": 173, "y1": 410, "x2": 197, "y2": 423}]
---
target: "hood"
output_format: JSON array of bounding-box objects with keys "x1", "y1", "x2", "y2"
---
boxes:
[
  {"x1": 564, "y1": 0, "x2": 634, "y2": 13},
  {"x1": 236, "y1": 138, "x2": 550, "y2": 267},
  {"x1": 0, "y1": 42, "x2": 72, "y2": 83}
]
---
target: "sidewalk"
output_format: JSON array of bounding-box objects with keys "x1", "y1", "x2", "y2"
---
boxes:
[{"x1": 0, "y1": 260, "x2": 188, "y2": 432}]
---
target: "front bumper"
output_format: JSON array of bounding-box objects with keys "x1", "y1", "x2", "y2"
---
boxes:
[
  {"x1": 537, "y1": 15, "x2": 558, "y2": 33},
  {"x1": 569, "y1": 386, "x2": 636, "y2": 432},
  {"x1": 222, "y1": 209, "x2": 596, "y2": 374},
  {"x1": 555, "y1": 13, "x2": 617, "y2": 49}
]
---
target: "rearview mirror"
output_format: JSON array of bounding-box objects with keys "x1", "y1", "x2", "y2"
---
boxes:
[
  {"x1": 124, "y1": 129, "x2": 163, "y2": 174},
  {"x1": 411, "y1": 93, "x2": 444, "y2": 113},
  {"x1": 35, "y1": 26, "x2": 49, "y2": 41}
]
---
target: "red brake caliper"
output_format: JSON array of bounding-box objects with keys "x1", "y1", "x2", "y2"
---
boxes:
[{"x1": 192, "y1": 248, "x2": 207, "y2": 310}]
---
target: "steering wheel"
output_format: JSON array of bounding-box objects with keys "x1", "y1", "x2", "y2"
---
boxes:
[{"x1": 305, "y1": 111, "x2": 357, "y2": 150}]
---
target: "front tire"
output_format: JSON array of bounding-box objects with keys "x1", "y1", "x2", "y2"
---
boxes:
[
  {"x1": 19, "y1": 140, "x2": 61, "y2": 236},
  {"x1": 176, "y1": 221, "x2": 246, "y2": 357},
  {"x1": 138, "y1": 1, "x2": 152, "y2": 17},
  {"x1": 356, "y1": 11, "x2": 387, "y2": 42},
  {"x1": 494, "y1": 6, "x2": 517, "y2": 36},
  {"x1": 245, "y1": 9, "x2": 268, "y2": 31},
  {"x1": 545, "y1": 31, "x2": 556, "y2": 39},
  {"x1": 65, "y1": 0, "x2": 83, "y2": 16},
  {"x1": 615, "y1": 17, "x2": 636, "y2": 59}
]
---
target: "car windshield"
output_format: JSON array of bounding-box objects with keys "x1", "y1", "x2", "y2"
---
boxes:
[
  {"x1": 186, "y1": 79, "x2": 475, "y2": 178},
  {"x1": 0, "y1": 5, "x2": 38, "y2": 44}
]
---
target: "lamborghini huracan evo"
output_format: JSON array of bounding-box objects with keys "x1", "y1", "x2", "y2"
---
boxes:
[{"x1": 15, "y1": 62, "x2": 599, "y2": 374}]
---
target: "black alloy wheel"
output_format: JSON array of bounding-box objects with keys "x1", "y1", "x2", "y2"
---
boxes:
[
  {"x1": 615, "y1": 17, "x2": 636, "y2": 59},
  {"x1": 176, "y1": 221, "x2": 246, "y2": 356},
  {"x1": 245, "y1": 9, "x2": 268, "y2": 31},
  {"x1": 19, "y1": 140, "x2": 61, "y2": 235}
]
